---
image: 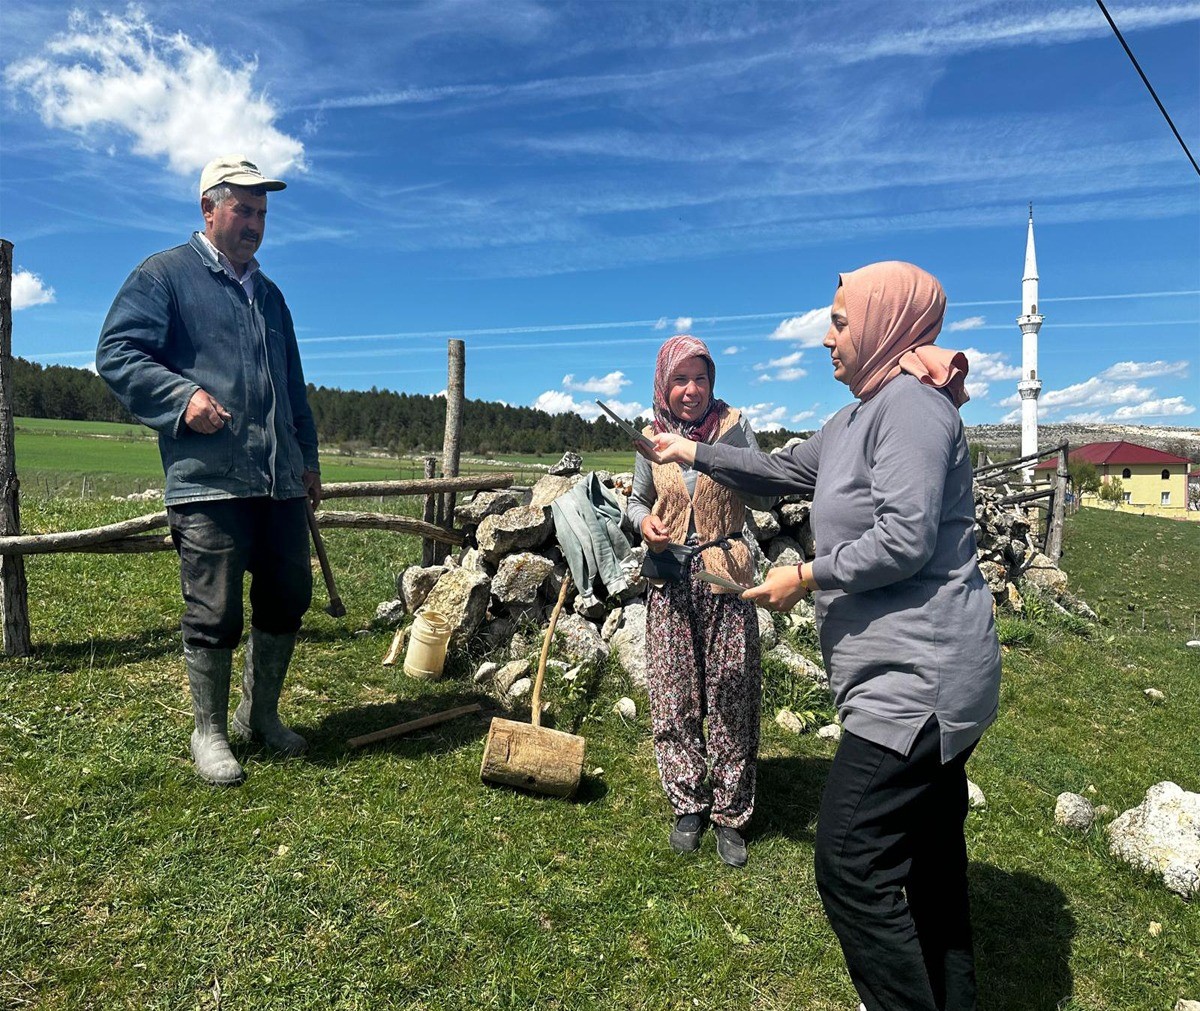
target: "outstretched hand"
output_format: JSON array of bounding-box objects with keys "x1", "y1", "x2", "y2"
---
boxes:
[
  {"x1": 742, "y1": 565, "x2": 810, "y2": 612},
  {"x1": 636, "y1": 432, "x2": 697, "y2": 467}
]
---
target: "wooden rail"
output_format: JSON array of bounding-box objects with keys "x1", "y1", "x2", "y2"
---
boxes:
[{"x1": 975, "y1": 442, "x2": 1070, "y2": 562}]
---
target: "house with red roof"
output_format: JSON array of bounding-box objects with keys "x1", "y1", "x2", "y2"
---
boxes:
[{"x1": 1036, "y1": 441, "x2": 1192, "y2": 515}]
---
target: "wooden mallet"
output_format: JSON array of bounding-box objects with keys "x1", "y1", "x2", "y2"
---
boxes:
[
  {"x1": 305, "y1": 500, "x2": 346, "y2": 618},
  {"x1": 480, "y1": 573, "x2": 585, "y2": 798}
]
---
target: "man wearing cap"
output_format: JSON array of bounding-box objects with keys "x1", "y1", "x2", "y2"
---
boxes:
[{"x1": 97, "y1": 155, "x2": 320, "y2": 786}]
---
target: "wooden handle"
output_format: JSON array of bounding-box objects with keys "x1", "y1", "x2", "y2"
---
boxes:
[
  {"x1": 347, "y1": 702, "x2": 482, "y2": 749},
  {"x1": 531, "y1": 573, "x2": 571, "y2": 729},
  {"x1": 305, "y1": 500, "x2": 346, "y2": 618}
]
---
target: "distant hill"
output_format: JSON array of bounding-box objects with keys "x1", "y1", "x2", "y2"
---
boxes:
[{"x1": 965, "y1": 423, "x2": 1199, "y2": 463}]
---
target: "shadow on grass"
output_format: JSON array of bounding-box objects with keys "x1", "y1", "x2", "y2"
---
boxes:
[
  {"x1": 752, "y1": 754, "x2": 832, "y2": 842},
  {"x1": 31, "y1": 626, "x2": 181, "y2": 669},
  {"x1": 971, "y1": 863, "x2": 1074, "y2": 1011}
]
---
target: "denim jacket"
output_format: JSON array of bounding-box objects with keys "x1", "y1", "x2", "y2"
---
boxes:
[{"x1": 97, "y1": 234, "x2": 319, "y2": 506}]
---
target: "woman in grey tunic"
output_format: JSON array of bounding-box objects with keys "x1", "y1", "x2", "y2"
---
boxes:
[{"x1": 642, "y1": 262, "x2": 1000, "y2": 1011}]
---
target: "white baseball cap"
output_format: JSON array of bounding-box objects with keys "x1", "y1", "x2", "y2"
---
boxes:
[{"x1": 199, "y1": 155, "x2": 286, "y2": 196}]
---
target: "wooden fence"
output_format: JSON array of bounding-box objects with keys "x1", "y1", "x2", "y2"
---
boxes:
[{"x1": 974, "y1": 442, "x2": 1072, "y2": 561}]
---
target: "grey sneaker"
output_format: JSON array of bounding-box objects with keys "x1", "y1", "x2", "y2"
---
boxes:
[
  {"x1": 669, "y1": 813, "x2": 706, "y2": 853},
  {"x1": 713, "y1": 824, "x2": 748, "y2": 867}
]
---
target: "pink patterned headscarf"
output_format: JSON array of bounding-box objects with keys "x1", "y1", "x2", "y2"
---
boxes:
[
  {"x1": 840, "y1": 261, "x2": 970, "y2": 408},
  {"x1": 651, "y1": 335, "x2": 729, "y2": 442}
]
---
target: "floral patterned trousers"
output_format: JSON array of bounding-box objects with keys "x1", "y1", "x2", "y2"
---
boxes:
[{"x1": 645, "y1": 555, "x2": 762, "y2": 829}]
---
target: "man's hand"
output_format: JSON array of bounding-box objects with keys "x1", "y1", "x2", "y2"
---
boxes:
[
  {"x1": 636, "y1": 433, "x2": 697, "y2": 467},
  {"x1": 742, "y1": 565, "x2": 810, "y2": 612},
  {"x1": 640, "y1": 515, "x2": 671, "y2": 551},
  {"x1": 303, "y1": 470, "x2": 322, "y2": 509},
  {"x1": 184, "y1": 389, "x2": 232, "y2": 434}
]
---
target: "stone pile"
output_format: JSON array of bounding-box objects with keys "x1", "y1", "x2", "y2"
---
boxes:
[{"x1": 377, "y1": 447, "x2": 1095, "y2": 705}]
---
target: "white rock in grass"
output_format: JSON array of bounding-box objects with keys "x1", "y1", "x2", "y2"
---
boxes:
[
  {"x1": 374, "y1": 599, "x2": 406, "y2": 626},
  {"x1": 1055, "y1": 792, "x2": 1095, "y2": 831},
  {"x1": 1144, "y1": 688, "x2": 1166, "y2": 704},
  {"x1": 817, "y1": 723, "x2": 841, "y2": 741},
  {"x1": 1175, "y1": 1000, "x2": 1200, "y2": 1011},
  {"x1": 967, "y1": 780, "x2": 987, "y2": 809},
  {"x1": 473, "y1": 661, "x2": 500, "y2": 685},
  {"x1": 1184, "y1": 640, "x2": 1200, "y2": 649},
  {"x1": 775, "y1": 709, "x2": 805, "y2": 735},
  {"x1": 1108, "y1": 782, "x2": 1200, "y2": 899},
  {"x1": 493, "y1": 660, "x2": 529, "y2": 696},
  {"x1": 612, "y1": 697, "x2": 636, "y2": 719},
  {"x1": 756, "y1": 607, "x2": 777, "y2": 651},
  {"x1": 506, "y1": 677, "x2": 532, "y2": 703}
]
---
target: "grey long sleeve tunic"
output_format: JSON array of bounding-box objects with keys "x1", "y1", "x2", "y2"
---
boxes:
[{"x1": 693, "y1": 375, "x2": 1000, "y2": 761}]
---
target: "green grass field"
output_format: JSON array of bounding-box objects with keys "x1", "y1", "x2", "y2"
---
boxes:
[{"x1": 1, "y1": 431, "x2": 1198, "y2": 1009}]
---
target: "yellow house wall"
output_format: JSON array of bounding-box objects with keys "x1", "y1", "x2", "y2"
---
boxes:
[{"x1": 1098, "y1": 463, "x2": 1187, "y2": 511}]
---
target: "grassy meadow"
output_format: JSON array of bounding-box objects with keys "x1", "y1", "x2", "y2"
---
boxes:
[{"x1": 1, "y1": 421, "x2": 1198, "y2": 1009}]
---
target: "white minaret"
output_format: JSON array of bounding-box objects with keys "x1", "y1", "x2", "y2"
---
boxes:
[{"x1": 1017, "y1": 204, "x2": 1044, "y2": 483}]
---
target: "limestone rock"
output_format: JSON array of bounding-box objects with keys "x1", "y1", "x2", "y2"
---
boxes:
[
  {"x1": 493, "y1": 660, "x2": 530, "y2": 696},
  {"x1": 458, "y1": 547, "x2": 490, "y2": 575},
  {"x1": 601, "y1": 606, "x2": 623, "y2": 642},
  {"x1": 374, "y1": 599, "x2": 405, "y2": 626},
  {"x1": 756, "y1": 607, "x2": 777, "y2": 651},
  {"x1": 795, "y1": 518, "x2": 816, "y2": 558},
  {"x1": 474, "y1": 661, "x2": 500, "y2": 686},
  {"x1": 455, "y1": 489, "x2": 521, "y2": 526},
  {"x1": 492, "y1": 552, "x2": 556, "y2": 605},
  {"x1": 1144, "y1": 688, "x2": 1166, "y2": 704},
  {"x1": 399, "y1": 564, "x2": 445, "y2": 612},
  {"x1": 766, "y1": 536, "x2": 803, "y2": 569},
  {"x1": 506, "y1": 677, "x2": 532, "y2": 703},
  {"x1": 548, "y1": 451, "x2": 583, "y2": 476},
  {"x1": 1108, "y1": 782, "x2": 1200, "y2": 898},
  {"x1": 1175, "y1": 1001, "x2": 1200, "y2": 1011},
  {"x1": 817, "y1": 723, "x2": 842, "y2": 741},
  {"x1": 746, "y1": 508, "x2": 781, "y2": 542},
  {"x1": 1055, "y1": 792, "x2": 1095, "y2": 831},
  {"x1": 775, "y1": 709, "x2": 805, "y2": 734},
  {"x1": 778, "y1": 502, "x2": 810, "y2": 528},
  {"x1": 477, "y1": 506, "x2": 554, "y2": 561},
  {"x1": 421, "y1": 567, "x2": 491, "y2": 649},
  {"x1": 1006, "y1": 582, "x2": 1024, "y2": 612},
  {"x1": 967, "y1": 780, "x2": 987, "y2": 809},
  {"x1": 613, "y1": 696, "x2": 637, "y2": 719},
  {"x1": 767, "y1": 642, "x2": 828, "y2": 686},
  {"x1": 610, "y1": 601, "x2": 647, "y2": 688},
  {"x1": 1187, "y1": 640, "x2": 1200, "y2": 649},
  {"x1": 529, "y1": 473, "x2": 583, "y2": 509},
  {"x1": 573, "y1": 594, "x2": 607, "y2": 622},
  {"x1": 978, "y1": 560, "x2": 1008, "y2": 595},
  {"x1": 1023, "y1": 552, "x2": 1069, "y2": 595},
  {"x1": 555, "y1": 613, "x2": 610, "y2": 666}
]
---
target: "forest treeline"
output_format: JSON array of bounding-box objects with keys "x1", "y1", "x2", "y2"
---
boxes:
[{"x1": 10, "y1": 357, "x2": 810, "y2": 454}]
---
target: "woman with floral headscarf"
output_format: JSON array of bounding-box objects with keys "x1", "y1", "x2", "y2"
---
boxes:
[
  {"x1": 627, "y1": 335, "x2": 774, "y2": 868},
  {"x1": 643, "y1": 264, "x2": 1000, "y2": 1010}
]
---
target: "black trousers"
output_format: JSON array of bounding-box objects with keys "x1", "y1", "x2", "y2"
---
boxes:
[
  {"x1": 814, "y1": 716, "x2": 978, "y2": 1011},
  {"x1": 167, "y1": 497, "x2": 312, "y2": 649}
]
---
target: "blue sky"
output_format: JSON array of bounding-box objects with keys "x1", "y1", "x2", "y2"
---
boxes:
[{"x1": 2, "y1": 0, "x2": 1198, "y2": 432}]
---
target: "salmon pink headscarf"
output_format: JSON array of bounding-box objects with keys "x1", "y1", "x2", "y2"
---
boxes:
[
  {"x1": 840, "y1": 261, "x2": 970, "y2": 408},
  {"x1": 651, "y1": 335, "x2": 729, "y2": 442}
]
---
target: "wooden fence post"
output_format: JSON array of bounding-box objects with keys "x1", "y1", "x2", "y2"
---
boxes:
[
  {"x1": 1046, "y1": 442, "x2": 1069, "y2": 562},
  {"x1": 421, "y1": 455, "x2": 437, "y2": 566},
  {"x1": 435, "y1": 339, "x2": 464, "y2": 563},
  {"x1": 0, "y1": 238, "x2": 32, "y2": 656}
]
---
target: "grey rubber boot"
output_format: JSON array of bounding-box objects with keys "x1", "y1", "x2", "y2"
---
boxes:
[
  {"x1": 184, "y1": 645, "x2": 245, "y2": 786},
  {"x1": 231, "y1": 628, "x2": 308, "y2": 756}
]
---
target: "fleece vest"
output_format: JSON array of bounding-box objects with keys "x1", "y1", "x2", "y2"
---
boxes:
[{"x1": 644, "y1": 407, "x2": 754, "y2": 592}]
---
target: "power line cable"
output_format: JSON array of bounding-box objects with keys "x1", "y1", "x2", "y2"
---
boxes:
[{"x1": 1093, "y1": 0, "x2": 1199, "y2": 177}]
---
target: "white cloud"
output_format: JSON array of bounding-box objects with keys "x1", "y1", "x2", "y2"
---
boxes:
[
  {"x1": 1112, "y1": 397, "x2": 1196, "y2": 420},
  {"x1": 723, "y1": 346, "x2": 741, "y2": 355},
  {"x1": 533, "y1": 390, "x2": 644, "y2": 420},
  {"x1": 6, "y1": 8, "x2": 305, "y2": 179},
  {"x1": 1059, "y1": 411, "x2": 1110, "y2": 424},
  {"x1": 755, "y1": 351, "x2": 804, "y2": 370},
  {"x1": 770, "y1": 307, "x2": 829, "y2": 346},
  {"x1": 674, "y1": 317, "x2": 693, "y2": 332},
  {"x1": 947, "y1": 315, "x2": 986, "y2": 331},
  {"x1": 1000, "y1": 376, "x2": 1153, "y2": 411},
  {"x1": 790, "y1": 409, "x2": 816, "y2": 424},
  {"x1": 562, "y1": 371, "x2": 630, "y2": 397},
  {"x1": 1100, "y1": 360, "x2": 1190, "y2": 381},
  {"x1": 754, "y1": 351, "x2": 807, "y2": 383},
  {"x1": 737, "y1": 402, "x2": 789, "y2": 431},
  {"x1": 11, "y1": 269, "x2": 55, "y2": 310},
  {"x1": 960, "y1": 348, "x2": 1020, "y2": 382},
  {"x1": 965, "y1": 380, "x2": 990, "y2": 400}
]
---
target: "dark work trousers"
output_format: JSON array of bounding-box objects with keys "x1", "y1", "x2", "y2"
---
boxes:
[
  {"x1": 814, "y1": 715, "x2": 978, "y2": 1011},
  {"x1": 167, "y1": 497, "x2": 313, "y2": 649}
]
